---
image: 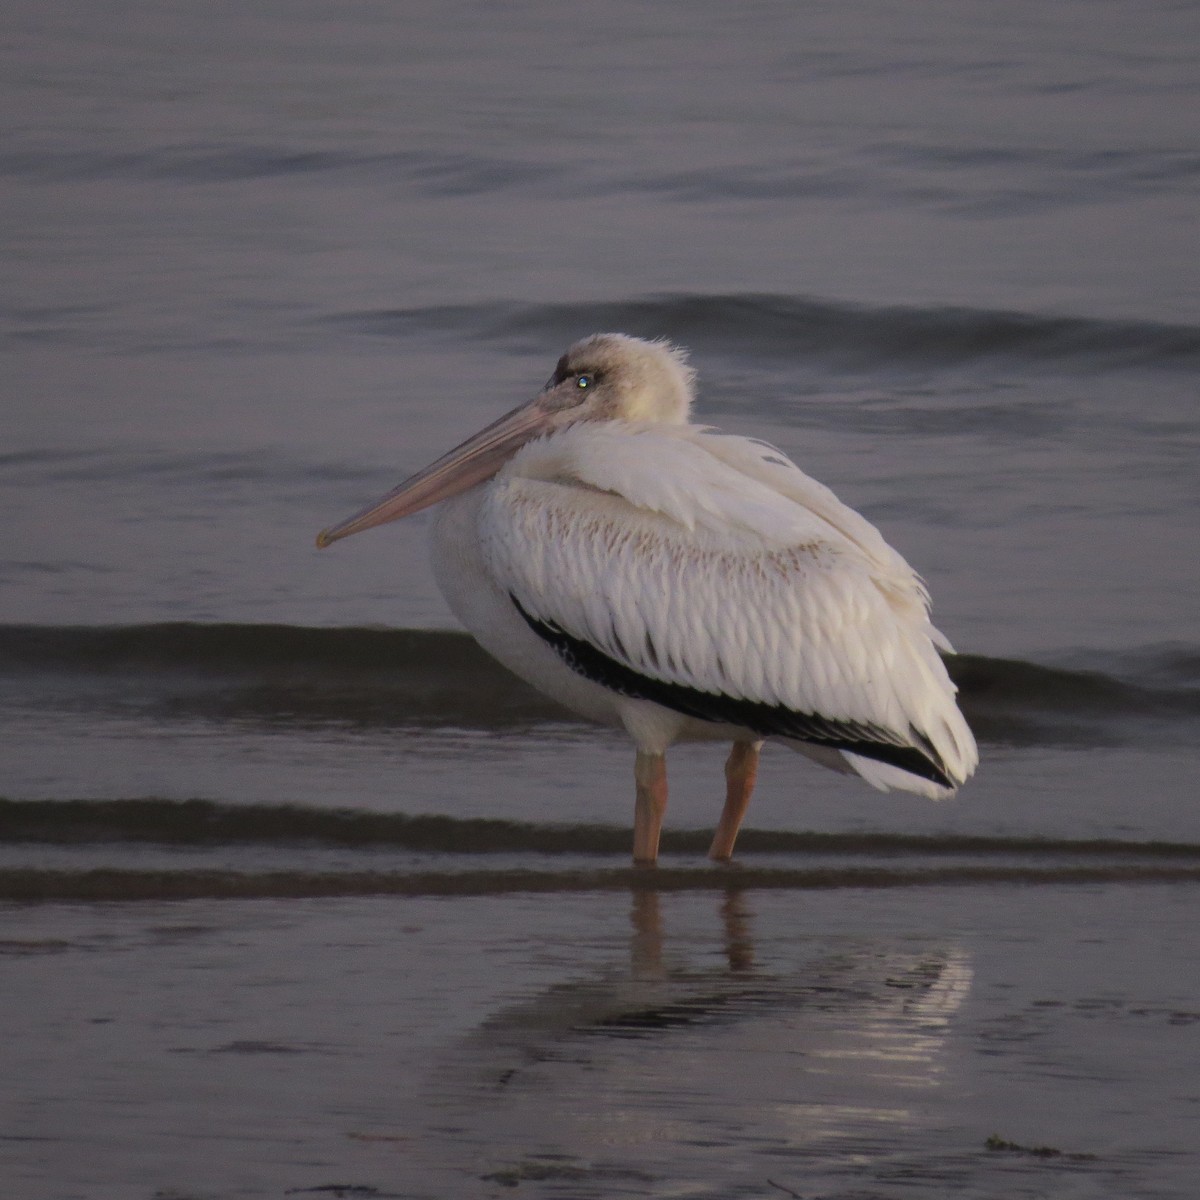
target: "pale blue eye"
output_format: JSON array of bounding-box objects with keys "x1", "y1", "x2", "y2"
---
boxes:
[{"x1": 576, "y1": 374, "x2": 592, "y2": 389}]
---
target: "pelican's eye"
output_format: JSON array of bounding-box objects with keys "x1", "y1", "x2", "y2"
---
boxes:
[{"x1": 576, "y1": 374, "x2": 592, "y2": 389}]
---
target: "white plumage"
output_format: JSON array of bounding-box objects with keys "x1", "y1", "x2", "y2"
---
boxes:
[{"x1": 318, "y1": 333, "x2": 978, "y2": 863}]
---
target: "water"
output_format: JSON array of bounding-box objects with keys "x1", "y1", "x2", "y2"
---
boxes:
[{"x1": 3, "y1": 1, "x2": 1199, "y2": 1196}]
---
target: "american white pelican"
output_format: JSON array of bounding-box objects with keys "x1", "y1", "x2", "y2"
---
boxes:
[{"x1": 317, "y1": 334, "x2": 977, "y2": 865}]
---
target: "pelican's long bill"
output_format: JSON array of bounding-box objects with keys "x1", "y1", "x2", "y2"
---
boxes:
[{"x1": 316, "y1": 399, "x2": 550, "y2": 548}]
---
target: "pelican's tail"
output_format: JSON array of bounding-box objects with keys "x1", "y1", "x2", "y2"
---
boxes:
[
  {"x1": 840, "y1": 751, "x2": 959, "y2": 801},
  {"x1": 839, "y1": 698, "x2": 978, "y2": 801}
]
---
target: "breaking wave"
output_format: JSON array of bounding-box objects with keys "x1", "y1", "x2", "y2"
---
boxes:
[
  {"x1": 326, "y1": 293, "x2": 1200, "y2": 373},
  {"x1": 2, "y1": 623, "x2": 1197, "y2": 747}
]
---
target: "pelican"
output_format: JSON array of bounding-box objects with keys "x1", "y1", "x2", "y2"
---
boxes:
[{"x1": 317, "y1": 334, "x2": 977, "y2": 864}]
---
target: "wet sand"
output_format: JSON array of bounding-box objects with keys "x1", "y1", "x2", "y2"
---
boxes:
[{"x1": 3, "y1": 879, "x2": 1197, "y2": 1199}]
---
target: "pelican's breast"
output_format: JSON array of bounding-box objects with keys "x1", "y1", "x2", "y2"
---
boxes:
[{"x1": 430, "y1": 486, "x2": 654, "y2": 732}]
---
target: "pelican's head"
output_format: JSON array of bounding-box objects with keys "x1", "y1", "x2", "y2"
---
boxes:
[
  {"x1": 317, "y1": 334, "x2": 695, "y2": 547},
  {"x1": 542, "y1": 333, "x2": 695, "y2": 426}
]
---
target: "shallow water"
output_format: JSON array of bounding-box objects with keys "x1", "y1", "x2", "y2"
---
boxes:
[
  {"x1": 4, "y1": 884, "x2": 1199, "y2": 1199},
  {"x1": 3, "y1": 1, "x2": 1199, "y2": 1197}
]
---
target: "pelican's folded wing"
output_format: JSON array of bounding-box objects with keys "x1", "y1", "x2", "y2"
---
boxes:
[{"x1": 479, "y1": 426, "x2": 977, "y2": 794}]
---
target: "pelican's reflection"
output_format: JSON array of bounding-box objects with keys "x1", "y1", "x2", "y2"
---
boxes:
[
  {"x1": 718, "y1": 886, "x2": 754, "y2": 974},
  {"x1": 451, "y1": 883, "x2": 971, "y2": 1074},
  {"x1": 629, "y1": 885, "x2": 754, "y2": 978},
  {"x1": 628, "y1": 888, "x2": 663, "y2": 978},
  {"x1": 430, "y1": 884, "x2": 974, "y2": 1187}
]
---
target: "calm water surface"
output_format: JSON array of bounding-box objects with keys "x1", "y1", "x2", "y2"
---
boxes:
[{"x1": 3, "y1": 1, "x2": 1199, "y2": 1196}]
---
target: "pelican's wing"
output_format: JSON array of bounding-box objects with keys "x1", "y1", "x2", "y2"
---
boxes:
[
  {"x1": 480, "y1": 425, "x2": 977, "y2": 796},
  {"x1": 697, "y1": 431, "x2": 954, "y2": 648}
]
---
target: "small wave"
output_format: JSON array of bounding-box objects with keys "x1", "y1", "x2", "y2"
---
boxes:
[
  {"x1": 0, "y1": 447, "x2": 322, "y2": 487},
  {"x1": 630, "y1": 147, "x2": 1200, "y2": 216},
  {"x1": 0, "y1": 144, "x2": 352, "y2": 183},
  {"x1": 0, "y1": 623, "x2": 558, "y2": 729},
  {"x1": 0, "y1": 144, "x2": 560, "y2": 195},
  {"x1": 953, "y1": 650, "x2": 1200, "y2": 745},
  {"x1": 9, "y1": 138, "x2": 1193, "y2": 216},
  {"x1": 3, "y1": 862, "x2": 1199, "y2": 903},
  {"x1": 0, "y1": 624, "x2": 561, "y2": 724},
  {"x1": 2, "y1": 624, "x2": 1197, "y2": 743},
  {"x1": 325, "y1": 294, "x2": 1200, "y2": 374},
  {"x1": 6, "y1": 800, "x2": 1200, "y2": 902},
  {"x1": 4, "y1": 798, "x2": 1200, "y2": 860}
]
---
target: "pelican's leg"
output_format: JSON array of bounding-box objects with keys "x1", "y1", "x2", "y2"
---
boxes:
[
  {"x1": 708, "y1": 740, "x2": 763, "y2": 862},
  {"x1": 632, "y1": 750, "x2": 668, "y2": 866}
]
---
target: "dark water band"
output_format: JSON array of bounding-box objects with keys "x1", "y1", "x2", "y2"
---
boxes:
[
  {"x1": 5, "y1": 798, "x2": 1200, "y2": 858},
  {"x1": 4, "y1": 863, "x2": 1200, "y2": 904}
]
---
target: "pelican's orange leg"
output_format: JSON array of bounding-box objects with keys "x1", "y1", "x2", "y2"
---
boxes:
[
  {"x1": 708, "y1": 740, "x2": 762, "y2": 862},
  {"x1": 632, "y1": 750, "x2": 668, "y2": 866}
]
